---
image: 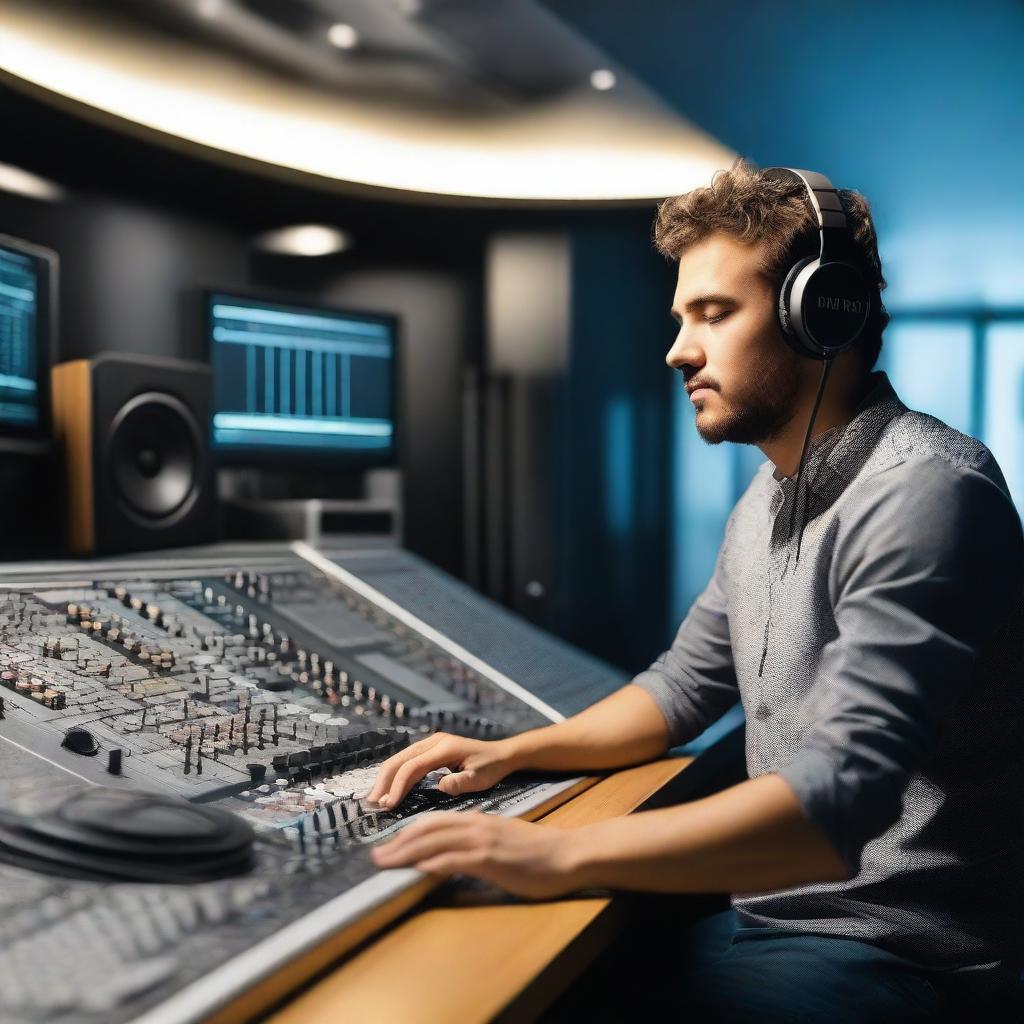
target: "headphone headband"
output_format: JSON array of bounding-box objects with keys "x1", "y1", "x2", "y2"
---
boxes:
[{"x1": 760, "y1": 167, "x2": 851, "y2": 264}]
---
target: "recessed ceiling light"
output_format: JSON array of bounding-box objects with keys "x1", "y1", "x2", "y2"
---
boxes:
[
  {"x1": 327, "y1": 23, "x2": 359, "y2": 50},
  {"x1": 0, "y1": 161, "x2": 66, "y2": 201},
  {"x1": 253, "y1": 224, "x2": 351, "y2": 257},
  {"x1": 590, "y1": 68, "x2": 617, "y2": 91},
  {"x1": 196, "y1": 0, "x2": 224, "y2": 20}
]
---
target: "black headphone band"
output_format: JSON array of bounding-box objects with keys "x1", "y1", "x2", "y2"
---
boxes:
[{"x1": 760, "y1": 166, "x2": 851, "y2": 264}]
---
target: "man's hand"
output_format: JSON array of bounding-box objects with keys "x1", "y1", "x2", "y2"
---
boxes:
[
  {"x1": 365, "y1": 732, "x2": 520, "y2": 809},
  {"x1": 370, "y1": 812, "x2": 585, "y2": 900}
]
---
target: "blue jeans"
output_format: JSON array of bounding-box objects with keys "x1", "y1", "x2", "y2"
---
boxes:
[{"x1": 669, "y1": 909, "x2": 1024, "y2": 1023}]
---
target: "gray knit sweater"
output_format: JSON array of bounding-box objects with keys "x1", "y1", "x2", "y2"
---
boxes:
[{"x1": 632, "y1": 370, "x2": 1024, "y2": 970}]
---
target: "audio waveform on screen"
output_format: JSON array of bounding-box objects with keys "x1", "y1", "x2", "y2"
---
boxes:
[
  {"x1": 0, "y1": 246, "x2": 39, "y2": 427},
  {"x1": 209, "y1": 298, "x2": 394, "y2": 455}
]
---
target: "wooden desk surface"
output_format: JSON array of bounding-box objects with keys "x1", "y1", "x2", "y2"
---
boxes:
[{"x1": 266, "y1": 756, "x2": 693, "y2": 1024}]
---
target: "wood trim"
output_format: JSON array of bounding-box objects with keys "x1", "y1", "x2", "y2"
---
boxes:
[
  {"x1": 264, "y1": 758, "x2": 693, "y2": 1024},
  {"x1": 51, "y1": 359, "x2": 94, "y2": 554},
  {"x1": 202, "y1": 776, "x2": 602, "y2": 1024}
]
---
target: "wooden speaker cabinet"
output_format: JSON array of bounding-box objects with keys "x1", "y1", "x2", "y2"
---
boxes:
[{"x1": 51, "y1": 353, "x2": 218, "y2": 554}]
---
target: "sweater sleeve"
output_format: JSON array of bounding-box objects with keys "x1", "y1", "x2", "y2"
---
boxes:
[
  {"x1": 775, "y1": 458, "x2": 1024, "y2": 877},
  {"x1": 629, "y1": 526, "x2": 740, "y2": 748}
]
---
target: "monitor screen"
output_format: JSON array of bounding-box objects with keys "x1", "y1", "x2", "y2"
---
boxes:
[
  {"x1": 0, "y1": 235, "x2": 53, "y2": 435},
  {"x1": 208, "y1": 291, "x2": 396, "y2": 464}
]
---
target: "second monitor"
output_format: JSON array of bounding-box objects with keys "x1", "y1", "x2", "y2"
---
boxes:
[
  {"x1": 0, "y1": 232, "x2": 56, "y2": 447},
  {"x1": 208, "y1": 290, "x2": 397, "y2": 466}
]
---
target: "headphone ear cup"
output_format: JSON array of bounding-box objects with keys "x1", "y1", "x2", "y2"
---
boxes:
[
  {"x1": 800, "y1": 260, "x2": 873, "y2": 356},
  {"x1": 777, "y1": 256, "x2": 818, "y2": 357}
]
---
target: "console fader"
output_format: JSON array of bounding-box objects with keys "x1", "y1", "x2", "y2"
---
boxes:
[{"x1": 0, "y1": 543, "x2": 619, "y2": 1024}]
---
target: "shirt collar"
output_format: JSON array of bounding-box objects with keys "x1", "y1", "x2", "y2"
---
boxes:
[{"x1": 771, "y1": 370, "x2": 906, "y2": 495}]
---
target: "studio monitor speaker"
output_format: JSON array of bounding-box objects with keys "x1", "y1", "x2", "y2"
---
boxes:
[{"x1": 52, "y1": 353, "x2": 218, "y2": 555}]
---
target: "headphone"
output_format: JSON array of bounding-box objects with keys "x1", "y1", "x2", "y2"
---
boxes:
[{"x1": 760, "y1": 167, "x2": 875, "y2": 361}]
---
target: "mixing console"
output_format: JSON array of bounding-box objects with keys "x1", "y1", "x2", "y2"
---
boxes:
[{"x1": 0, "y1": 542, "x2": 616, "y2": 1024}]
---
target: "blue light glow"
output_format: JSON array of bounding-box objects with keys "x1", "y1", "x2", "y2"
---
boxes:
[
  {"x1": 213, "y1": 429, "x2": 391, "y2": 450},
  {"x1": 0, "y1": 374, "x2": 37, "y2": 392},
  {"x1": 212, "y1": 413, "x2": 392, "y2": 436},
  {"x1": 212, "y1": 303, "x2": 389, "y2": 337},
  {"x1": 669, "y1": 383, "x2": 734, "y2": 625},
  {"x1": 604, "y1": 396, "x2": 635, "y2": 538},
  {"x1": 0, "y1": 402, "x2": 36, "y2": 422},
  {"x1": 0, "y1": 282, "x2": 34, "y2": 303},
  {"x1": 211, "y1": 327, "x2": 390, "y2": 358},
  {"x1": 982, "y1": 324, "x2": 1024, "y2": 512},
  {"x1": 0, "y1": 243, "x2": 41, "y2": 428},
  {"x1": 879, "y1": 321, "x2": 974, "y2": 435},
  {"x1": 209, "y1": 293, "x2": 395, "y2": 457}
]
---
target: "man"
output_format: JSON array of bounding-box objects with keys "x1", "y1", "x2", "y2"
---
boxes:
[{"x1": 368, "y1": 161, "x2": 1024, "y2": 1020}]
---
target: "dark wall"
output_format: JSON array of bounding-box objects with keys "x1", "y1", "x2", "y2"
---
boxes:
[
  {"x1": 0, "y1": 192, "x2": 248, "y2": 363},
  {"x1": 562, "y1": 220, "x2": 676, "y2": 671},
  {"x1": 0, "y1": 194, "x2": 479, "y2": 576},
  {"x1": 0, "y1": 82, "x2": 680, "y2": 673},
  {"x1": 316, "y1": 265, "x2": 479, "y2": 573},
  {"x1": 230, "y1": 258, "x2": 481, "y2": 573},
  {"x1": 479, "y1": 216, "x2": 677, "y2": 673},
  {"x1": 0, "y1": 84, "x2": 486, "y2": 577}
]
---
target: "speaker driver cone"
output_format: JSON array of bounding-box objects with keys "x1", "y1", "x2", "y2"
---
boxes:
[{"x1": 108, "y1": 392, "x2": 201, "y2": 521}]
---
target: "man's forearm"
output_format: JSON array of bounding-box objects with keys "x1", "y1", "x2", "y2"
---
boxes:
[
  {"x1": 504, "y1": 684, "x2": 673, "y2": 774},
  {"x1": 567, "y1": 772, "x2": 851, "y2": 893}
]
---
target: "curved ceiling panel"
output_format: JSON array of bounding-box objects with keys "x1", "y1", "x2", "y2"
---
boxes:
[{"x1": 0, "y1": 0, "x2": 735, "y2": 204}]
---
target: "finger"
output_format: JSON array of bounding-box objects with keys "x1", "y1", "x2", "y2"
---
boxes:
[
  {"x1": 365, "y1": 734, "x2": 445, "y2": 803},
  {"x1": 435, "y1": 769, "x2": 482, "y2": 797},
  {"x1": 372, "y1": 826, "x2": 479, "y2": 868},
  {"x1": 385, "y1": 747, "x2": 464, "y2": 808},
  {"x1": 365, "y1": 733, "x2": 445, "y2": 802},
  {"x1": 374, "y1": 811, "x2": 467, "y2": 853},
  {"x1": 413, "y1": 851, "x2": 492, "y2": 880}
]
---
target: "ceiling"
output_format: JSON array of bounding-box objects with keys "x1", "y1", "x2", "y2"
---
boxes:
[
  {"x1": 0, "y1": 0, "x2": 735, "y2": 204},
  {"x1": 119, "y1": 0, "x2": 620, "y2": 108}
]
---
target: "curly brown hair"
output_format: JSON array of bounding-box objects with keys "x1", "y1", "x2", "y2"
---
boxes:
[{"x1": 653, "y1": 158, "x2": 888, "y2": 371}]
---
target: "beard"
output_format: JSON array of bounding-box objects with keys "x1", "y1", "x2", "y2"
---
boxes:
[{"x1": 692, "y1": 345, "x2": 802, "y2": 446}]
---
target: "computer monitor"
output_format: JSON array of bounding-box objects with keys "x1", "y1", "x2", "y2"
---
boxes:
[
  {"x1": 0, "y1": 232, "x2": 56, "y2": 449},
  {"x1": 207, "y1": 290, "x2": 397, "y2": 467}
]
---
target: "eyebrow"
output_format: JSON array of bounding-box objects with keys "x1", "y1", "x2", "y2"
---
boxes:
[{"x1": 670, "y1": 293, "x2": 736, "y2": 323}]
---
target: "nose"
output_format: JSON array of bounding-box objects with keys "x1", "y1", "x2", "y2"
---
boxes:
[{"x1": 665, "y1": 327, "x2": 704, "y2": 372}]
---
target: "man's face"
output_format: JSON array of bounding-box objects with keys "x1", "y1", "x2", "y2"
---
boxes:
[{"x1": 666, "y1": 231, "x2": 804, "y2": 446}]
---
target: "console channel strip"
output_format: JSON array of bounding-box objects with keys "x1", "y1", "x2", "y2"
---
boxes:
[{"x1": 0, "y1": 546, "x2": 595, "y2": 1024}]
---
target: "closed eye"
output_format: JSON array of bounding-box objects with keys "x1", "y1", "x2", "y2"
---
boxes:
[{"x1": 704, "y1": 310, "x2": 731, "y2": 324}]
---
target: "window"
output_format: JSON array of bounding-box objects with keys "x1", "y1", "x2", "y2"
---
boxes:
[
  {"x1": 982, "y1": 322, "x2": 1024, "y2": 510},
  {"x1": 879, "y1": 321, "x2": 975, "y2": 435}
]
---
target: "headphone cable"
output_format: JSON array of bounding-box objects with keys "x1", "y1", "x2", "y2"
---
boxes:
[{"x1": 788, "y1": 357, "x2": 834, "y2": 564}]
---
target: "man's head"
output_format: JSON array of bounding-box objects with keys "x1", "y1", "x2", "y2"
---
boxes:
[{"x1": 656, "y1": 159, "x2": 887, "y2": 446}]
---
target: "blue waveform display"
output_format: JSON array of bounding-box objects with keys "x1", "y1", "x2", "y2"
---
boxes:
[
  {"x1": 209, "y1": 294, "x2": 395, "y2": 459},
  {"x1": 0, "y1": 244, "x2": 40, "y2": 428}
]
